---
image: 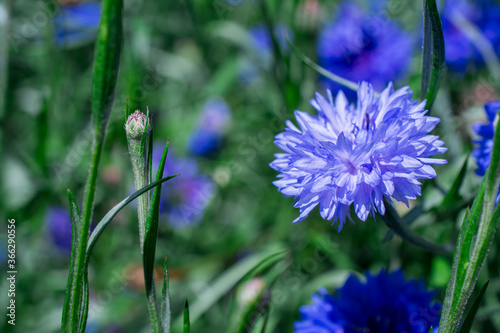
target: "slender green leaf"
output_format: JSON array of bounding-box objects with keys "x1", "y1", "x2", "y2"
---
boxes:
[
  {"x1": 421, "y1": 0, "x2": 445, "y2": 110},
  {"x1": 161, "y1": 256, "x2": 171, "y2": 333},
  {"x1": 143, "y1": 140, "x2": 169, "y2": 333},
  {"x1": 183, "y1": 300, "x2": 190, "y2": 333},
  {"x1": 85, "y1": 175, "x2": 178, "y2": 260},
  {"x1": 144, "y1": 141, "x2": 169, "y2": 295},
  {"x1": 61, "y1": 190, "x2": 83, "y2": 333},
  {"x1": 91, "y1": 0, "x2": 123, "y2": 133},
  {"x1": 459, "y1": 281, "x2": 490, "y2": 333},
  {"x1": 62, "y1": 1, "x2": 123, "y2": 331}
]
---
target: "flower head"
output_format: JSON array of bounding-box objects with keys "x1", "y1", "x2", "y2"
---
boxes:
[
  {"x1": 295, "y1": 270, "x2": 441, "y2": 333},
  {"x1": 187, "y1": 99, "x2": 231, "y2": 157},
  {"x1": 153, "y1": 145, "x2": 215, "y2": 227},
  {"x1": 317, "y1": 3, "x2": 412, "y2": 97},
  {"x1": 270, "y1": 82, "x2": 447, "y2": 230},
  {"x1": 125, "y1": 110, "x2": 150, "y2": 140},
  {"x1": 53, "y1": 1, "x2": 101, "y2": 48},
  {"x1": 45, "y1": 207, "x2": 72, "y2": 253}
]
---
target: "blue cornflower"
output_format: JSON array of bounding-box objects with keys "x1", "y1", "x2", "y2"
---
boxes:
[
  {"x1": 442, "y1": 0, "x2": 500, "y2": 73},
  {"x1": 53, "y1": 2, "x2": 101, "y2": 48},
  {"x1": 317, "y1": 3, "x2": 412, "y2": 97},
  {"x1": 270, "y1": 82, "x2": 447, "y2": 230},
  {"x1": 295, "y1": 270, "x2": 441, "y2": 333},
  {"x1": 45, "y1": 207, "x2": 72, "y2": 253},
  {"x1": 187, "y1": 99, "x2": 231, "y2": 157},
  {"x1": 153, "y1": 145, "x2": 215, "y2": 228},
  {"x1": 472, "y1": 100, "x2": 500, "y2": 201}
]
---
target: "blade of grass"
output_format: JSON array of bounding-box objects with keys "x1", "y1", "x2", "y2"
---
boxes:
[
  {"x1": 61, "y1": 1, "x2": 123, "y2": 331},
  {"x1": 183, "y1": 300, "x2": 190, "y2": 333},
  {"x1": 61, "y1": 190, "x2": 83, "y2": 333},
  {"x1": 143, "y1": 140, "x2": 170, "y2": 332}
]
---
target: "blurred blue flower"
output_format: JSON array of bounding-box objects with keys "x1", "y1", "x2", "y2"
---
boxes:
[
  {"x1": 187, "y1": 99, "x2": 231, "y2": 157},
  {"x1": 442, "y1": 0, "x2": 500, "y2": 73},
  {"x1": 45, "y1": 207, "x2": 72, "y2": 253},
  {"x1": 53, "y1": 2, "x2": 101, "y2": 47},
  {"x1": 317, "y1": 3, "x2": 412, "y2": 97},
  {"x1": 270, "y1": 82, "x2": 447, "y2": 230},
  {"x1": 472, "y1": 100, "x2": 500, "y2": 202},
  {"x1": 153, "y1": 145, "x2": 215, "y2": 227},
  {"x1": 472, "y1": 100, "x2": 500, "y2": 176},
  {"x1": 239, "y1": 24, "x2": 292, "y2": 84},
  {"x1": 295, "y1": 270, "x2": 441, "y2": 333}
]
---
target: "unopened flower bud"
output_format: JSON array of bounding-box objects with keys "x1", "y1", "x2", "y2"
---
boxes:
[
  {"x1": 125, "y1": 109, "x2": 151, "y2": 253},
  {"x1": 125, "y1": 110, "x2": 150, "y2": 140}
]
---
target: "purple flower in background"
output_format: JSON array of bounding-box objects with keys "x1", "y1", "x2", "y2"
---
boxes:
[
  {"x1": 154, "y1": 145, "x2": 215, "y2": 227},
  {"x1": 472, "y1": 100, "x2": 500, "y2": 201},
  {"x1": 270, "y1": 82, "x2": 447, "y2": 230},
  {"x1": 46, "y1": 207, "x2": 72, "y2": 253},
  {"x1": 442, "y1": 0, "x2": 500, "y2": 73},
  {"x1": 317, "y1": 3, "x2": 412, "y2": 97},
  {"x1": 53, "y1": 2, "x2": 101, "y2": 48},
  {"x1": 187, "y1": 99, "x2": 232, "y2": 157},
  {"x1": 295, "y1": 270, "x2": 441, "y2": 333},
  {"x1": 472, "y1": 100, "x2": 500, "y2": 176},
  {"x1": 239, "y1": 24, "x2": 292, "y2": 83}
]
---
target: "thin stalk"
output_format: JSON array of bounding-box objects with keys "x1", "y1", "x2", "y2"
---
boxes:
[{"x1": 382, "y1": 200, "x2": 454, "y2": 254}]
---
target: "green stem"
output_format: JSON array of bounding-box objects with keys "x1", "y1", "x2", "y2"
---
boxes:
[{"x1": 381, "y1": 200, "x2": 454, "y2": 254}]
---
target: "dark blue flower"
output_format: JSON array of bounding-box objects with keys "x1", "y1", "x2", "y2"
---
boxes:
[
  {"x1": 45, "y1": 207, "x2": 72, "y2": 253},
  {"x1": 472, "y1": 100, "x2": 500, "y2": 176},
  {"x1": 317, "y1": 3, "x2": 412, "y2": 97},
  {"x1": 187, "y1": 99, "x2": 231, "y2": 157},
  {"x1": 442, "y1": 0, "x2": 500, "y2": 73},
  {"x1": 472, "y1": 100, "x2": 500, "y2": 202},
  {"x1": 153, "y1": 145, "x2": 215, "y2": 228},
  {"x1": 295, "y1": 270, "x2": 441, "y2": 333},
  {"x1": 270, "y1": 82, "x2": 447, "y2": 230},
  {"x1": 53, "y1": 2, "x2": 101, "y2": 47}
]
